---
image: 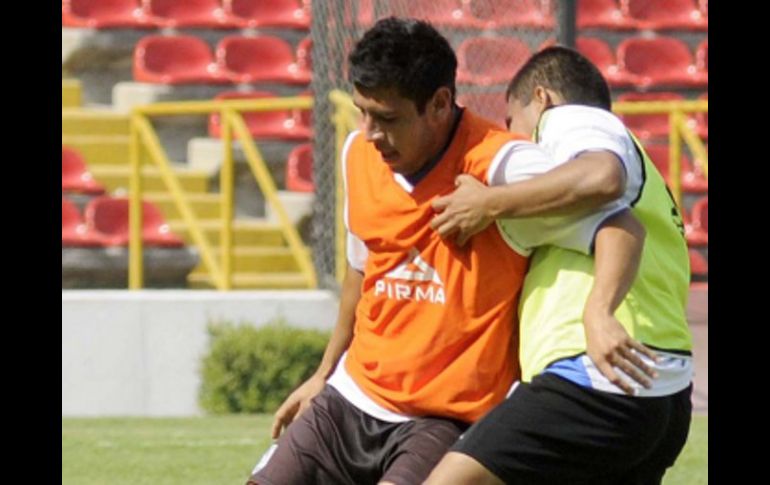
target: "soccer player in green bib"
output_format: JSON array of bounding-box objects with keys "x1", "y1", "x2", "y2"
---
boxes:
[{"x1": 426, "y1": 46, "x2": 694, "y2": 485}]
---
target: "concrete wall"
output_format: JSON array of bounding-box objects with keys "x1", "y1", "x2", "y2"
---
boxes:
[{"x1": 62, "y1": 290, "x2": 338, "y2": 417}]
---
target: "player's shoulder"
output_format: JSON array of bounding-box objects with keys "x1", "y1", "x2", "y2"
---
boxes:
[
  {"x1": 542, "y1": 104, "x2": 626, "y2": 136},
  {"x1": 463, "y1": 110, "x2": 531, "y2": 160}
]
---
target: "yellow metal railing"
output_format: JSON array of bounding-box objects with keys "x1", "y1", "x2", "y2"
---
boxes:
[
  {"x1": 129, "y1": 97, "x2": 317, "y2": 290},
  {"x1": 330, "y1": 90, "x2": 362, "y2": 283},
  {"x1": 612, "y1": 99, "x2": 709, "y2": 209}
]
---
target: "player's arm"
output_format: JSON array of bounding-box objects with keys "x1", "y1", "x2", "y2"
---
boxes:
[
  {"x1": 431, "y1": 150, "x2": 624, "y2": 245},
  {"x1": 584, "y1": 210, "x2": 659, "y2": 395},
  {"x1": 270, "y1": 261, "x2": 363, "y2": 439}
]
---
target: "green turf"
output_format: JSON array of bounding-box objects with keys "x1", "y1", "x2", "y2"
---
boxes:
[{"x1": 62, "y1": 414, "x2": 707, "y2": 484}]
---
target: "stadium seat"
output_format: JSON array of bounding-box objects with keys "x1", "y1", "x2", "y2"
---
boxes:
[
  {"x1": 696, "y1": 39, "x2": 708, "y2": 75},
  {"x1": 295, "y1": 36, "x2": 313, "y2": 81},
  {"x1": 409, "y1": 0, "x2": 475, "y2": 28},
  {"x1": 85, "y1": 196, "x2": 185, "y2": 247},
  {"x1": 688, "y1": 248, "x2": 708, "y2": 280},
  {"x1": 217, "y1": 36, "x2": 311, "y2": 84},
  {"x1": 224, "y1": 0, "x2": 311, "y2": 29},
  {"x1": 286, "y1": 144, "x2": 314, "y2": 192},
  {"x1": 617, "y1": 37, "x2": 707, "y2": 88},
  {"x1": 574, "y1": 37, "x2": 638, "y2": 87},
  {"x1": 208, "y1": 91, "x2": 312, "y2": 140},
  {"x1": 623, "y1": 0, "x2": 707, "y2": 31},
  {"x1": 576, "y1": 0, "x2": 637, "y2": 29},
  {"x1": 689, "y1": 92, "x2": 708, "y2": 139},
  {"x1": 457, "y1": 91, "x2": 508, "y2": 128},
  {"x1": 62, "y1": 146, "x2": 106, "y2": 195},
  {"x1": 133, "y1": 35, "x2": 229, "y2": 85},
  {"x1": 644, "y1": 144, "x2": 708, "y2": 193},
  {"x1": 468, "y1": 0, "x2": 554, "y2": 29},
  {"x1": 685, "y1": 196, "x2": 708, "y2": 246},
  {"x1": 457, "y1": 37, "x2": 531, "y2": 85},
  {"x1": 143, "y1": 0, "x2": 234, "y2": 28},
  {"x1": 617, "y1": 92, "x2": 684, "y2": 140},
  {"x1": 62, "y1": 197, "x2": 107, "y2": 247},
  {"x1": 62, "y1": 0, "x2": 151, "y2": 28}
]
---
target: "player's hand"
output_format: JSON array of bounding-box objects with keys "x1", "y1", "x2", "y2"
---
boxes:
[
  {"x1": 270, "y1": 374, "x2": 325, "y2": 439},
  {"x1": 431, "y1": 174, "x2": 494, "y2": 246},
  {"x1": 583, "y1": 309, "x2": 660, "y2": 395}
]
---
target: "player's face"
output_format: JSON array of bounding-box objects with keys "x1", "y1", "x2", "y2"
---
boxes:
[
  {"x1": 353, "y1": 86, "x2": 446, "y2": 176},
  {"x1": 505, "y1": 95, "x2": 543, "y2": 139}
]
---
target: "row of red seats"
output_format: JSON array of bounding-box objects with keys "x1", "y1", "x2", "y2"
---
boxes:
[
  {"x1": 456, "y1": 36, "x2": 707, "y2": 88},
  {"x1": 63, "y1": 195, "x2": 184, "y2": 247},
  {"x1": 578, "y1": 0, "x2": 707, "y2": 31},
  {"x1": 64, "y1": 141, "x2": 313, "y2": 193},
  {"x1": 134, "y1": 34, "x2": 311, "y2": 84},
  {"x1": 349, "y1": 0, "x2": 707, "y2": 31},
  {"x1": 63, "y1": 0, "x2": 310, "y2": 30}
]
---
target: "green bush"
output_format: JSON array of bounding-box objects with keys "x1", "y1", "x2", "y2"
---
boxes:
[{"x1": 199, "y1": 320, "x2": 329, "y2": 414}]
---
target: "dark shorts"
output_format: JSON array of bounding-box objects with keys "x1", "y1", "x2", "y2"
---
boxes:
[
  {"x1": 452, "y1": 373, "x2": 693, "y2": 485},
  {"x1": 248, "y1": 385, "x2": 468, "y2": 485}
]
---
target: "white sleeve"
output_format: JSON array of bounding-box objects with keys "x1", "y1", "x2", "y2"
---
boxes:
[
  {"x1": 347, "y1": 233, "x2": 368, "y2": 271},
  {"x1": 488, "y1": 141, "x2": 629, "y2": 255}
]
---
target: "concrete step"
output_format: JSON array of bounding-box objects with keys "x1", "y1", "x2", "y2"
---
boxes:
[
  {"x1": 62, "y1": 79, "x2": 82, "y2": 108},
  {"x1": 62, "y1": 109, "x2": 130, "y2": 136},
  {"x1": 168, "y1": 219, "x2": 285, "y2": 247},
  {"x1": 187, "y1": 271, "x2": 311, "y2": 289},
  {"x1": 144, "y1": 192, "x2": 222, "y2": 220},
  {"x1": 89, "y1": 165, "x2": 210, "y2": 193},
  {"x1": 190, "y1": 247, "x2": 301, "y2": 273}
]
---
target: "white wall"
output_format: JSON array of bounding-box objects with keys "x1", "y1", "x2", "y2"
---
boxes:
[{"x1": 62, "y1": 290, "x2": 338, "y2": 417}]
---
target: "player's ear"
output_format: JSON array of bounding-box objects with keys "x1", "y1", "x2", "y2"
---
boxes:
[
  {"x1": 429, "y1": 87, "x2": 453, "y2": 120},
  {"x1": 533, "y1": 86, "x2": 551, "y2": 109}
]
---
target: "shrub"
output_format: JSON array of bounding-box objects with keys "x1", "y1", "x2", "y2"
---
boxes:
[{"x1": 200, "y1": 320, "x2": 329, "y2": 413}]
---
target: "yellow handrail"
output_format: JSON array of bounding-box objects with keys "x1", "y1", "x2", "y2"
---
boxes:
[
  {"x1": 613, "y1": 99, "x2": 708, "y2": 209},
  {"x1": 329, "y1": 90, "x2": 362, "y2": 283},
  {"x1": 227, "y1": 111, "x2": 317, "y2": 288},
  {"x1": 128, "y1": 96, "x2": 316, "y2": 290}
]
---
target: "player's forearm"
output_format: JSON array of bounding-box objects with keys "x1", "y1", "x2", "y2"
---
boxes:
[
  {"x1": 313, "y1": 264, "x2": 363, "y2": 379},
  {"x1": 584, "y1": 210, "x2": 645, "y2": 318},
  {"x1": 486, "y1": 151, "x2": 626, "y2": 219}
]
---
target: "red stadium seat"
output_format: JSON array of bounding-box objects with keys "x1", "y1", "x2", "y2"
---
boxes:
[
  {"x1": 696, "y1": 39, "x2": 708, "y2": 74},
  {"x1": 688, "y1": 92, "x2": 708, "y2": 139},
  {"x1": 224, "y1": 0, "x2": 311, "y2": 29},
  {"x1": 468, "y1": 0, "x2": 554, "y2": 29},
  {"x1": 295, "y1": 36, "x2": 313, "y2": 82},
  {"x1": 63, "y1": 0, "x2": 151, "y2": 28},
  {"x1": 457, "y1": 37, "x2": 531, "y2": 86},
  {"x1": 62, "y1": 146, "x2": 106, "y2": 195},
  {"x1": 617, "y1": 92, "x2": 684, "y2": 140},
  {"x1": 133, "y1": 35, "x2": 229, "y2": 85},
  {"x1": 217, "y1": 36, "x2": 311, "y2": 84},
  {"x1": 63, "y1": 196, "x2": 108, "y2": 247},
  {"x1": 617, "y1": 37, "x2": 706, "y2": 88},
  {"x1": 577, "y1": 0, "x2": 636, "y2": 29},
  {"x1": 644, "y1": 145, "x2": 708, "y2": 193},
  {"x1": 622, "y1": 0, "x2": 707, "y2": 31},
  {"x1": 143, "y1": 0, "x2": 234, "y2": 28},
  {"x1": 457, "y1": 91, "x2": 508, "y2": 128},
  {"x1": 286, "y1": 144, "x2": 314, "y2": 192},
  {"x1": 409, "y1": 0, "x2": 476, "y2": 28},
  {"x1": 85, "y1": 196, "x2": 184, "y2": 247},
  {"x1": 688, "y1": 248, "x2": 708, "y2": 279},
  {"x1": 574, "y1": 37, "x2": 638, "y2": 87},
  {"x1": 208, "y1": 91, "x2": 312, "y2": 140},
  {"x1": 685, "y1": 196, "x2": 708, "y2": 246}
]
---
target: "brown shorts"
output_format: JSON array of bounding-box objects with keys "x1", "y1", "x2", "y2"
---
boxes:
[{"x1": 247, "y1": 385, "x2": 468, "y2": 485}]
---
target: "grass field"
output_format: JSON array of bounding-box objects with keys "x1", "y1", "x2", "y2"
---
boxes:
[{"x1": 62, "y1": 414, "x2": 707, "y2": 484}]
